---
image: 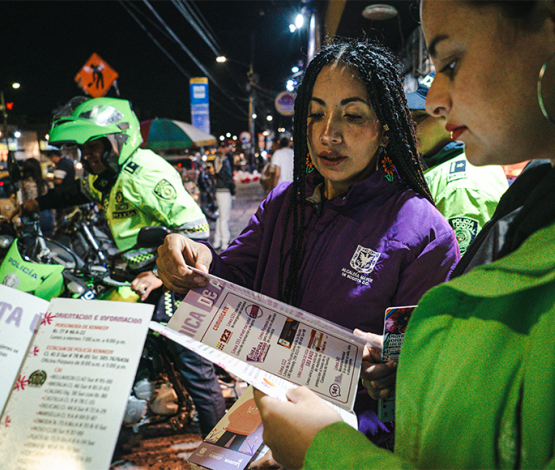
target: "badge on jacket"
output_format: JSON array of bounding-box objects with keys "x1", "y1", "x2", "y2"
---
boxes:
[
  {"x1": 154, "y1": 179, "x2": 177, "y2": 201},
  {"x1": 449, "y1": 217, "x2": 479, "y2": 255}
]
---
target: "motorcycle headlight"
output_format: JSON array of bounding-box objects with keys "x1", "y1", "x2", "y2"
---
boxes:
[
  {"x1": 0, "y1": 235, "x2": 14, "y2": 249},
  {"x1": 67, "y1": 280, "x2": 86, "y2": 295}
]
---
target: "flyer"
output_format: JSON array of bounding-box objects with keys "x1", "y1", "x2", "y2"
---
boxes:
[
  {"x1": 0, "y1": 296, "x2": 153, "y2": 470},
  {"x1": 188, "y1": 385, "x2": 264, "y2": 470},
  {"x1": 0, "y1": 286, "x2": 47, "y2": 416},
  {"x1": 166, "y1": 269, "x2": 365, "y2": 412}
]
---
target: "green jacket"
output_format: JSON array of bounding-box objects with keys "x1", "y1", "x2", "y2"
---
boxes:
[
  {"x1": 424, "y1": 142, "x2": 508, "y2": 254},
  {"x1": 305, "y1": 220, "x2": 555, "y2": 469},
  {"x1": 84, "y1": 148, "x2": 209, "y2": 251}
]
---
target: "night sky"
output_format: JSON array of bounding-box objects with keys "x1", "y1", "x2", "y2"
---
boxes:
[{"x1": 3, "y1": 0, "x2": 314, "y2": 138}]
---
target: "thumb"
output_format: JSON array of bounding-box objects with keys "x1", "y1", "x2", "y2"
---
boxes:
[
  {"x1": 195, "y1": 244, "x2": 213, "y2": 274},
  {"x1": 354, "y1": 328, "x2": 383, "y2": 348},
  {"x1": 285, "y1": 386, "x2": 314, "y2": 404}
]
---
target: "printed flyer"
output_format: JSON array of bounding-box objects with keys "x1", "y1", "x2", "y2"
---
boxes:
[
  {"x1": 0, "y1": 286, "x2": 48, "y2": 416},
  {"x1": 188, "y1": 385, "x2": 265, "y2": 470},
  {"x1": 0, "y1": 293, "x2": 153, "y2": 470},
  {"x1": 166, "y1": 269, "x2": 365, "y2": 411}
]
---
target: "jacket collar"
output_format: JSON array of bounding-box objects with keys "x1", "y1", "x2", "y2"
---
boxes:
[
  {"x1": 423, "y1": 141, "x2": 464, "y2": 170},
  {"x1": 305, "y1": 165, "x2": 408, "y2": 209},
  {"x1": 445, "y1": 221, "x2": 555, "y2": 297}
]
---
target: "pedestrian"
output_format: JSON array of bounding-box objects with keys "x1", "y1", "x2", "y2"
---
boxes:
[
  {"x1": 213, "y1": 140, "x2": 236, "y2": 251},
  {"x1": 157, "y1": 38, "x2": 459, "y2": 447},
  {"x1": 46, "y1": 146, "x2": 75, "y2": 190},
  {"x1": 11, "y1": 158, "x2": 54, "y2": 236},
  {"x1": 406, "y1": 72, "x2": 508, "y2": 254},
  {"x1": 45, "y1": 145, "x2": 77, "y2": 227},
  {"x1": 253, "y1": 2, "x2": 555, "y2": 468},
  {"x1": 21, "y1": 96, "x2": 225, "y2": 437},
  {"x1": 271, "y1": 136, "x2": 294, "y2": 189}
]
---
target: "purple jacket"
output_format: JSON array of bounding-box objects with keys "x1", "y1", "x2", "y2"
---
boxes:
[{"x1": 210, "y1": 167, "x2": 460, "y2": 335}]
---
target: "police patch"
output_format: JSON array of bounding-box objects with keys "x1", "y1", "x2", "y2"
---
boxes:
[
  {"x1": 449, "y1": 217, "x2": 479, "y2": 255},
  {"x1": 350, "y1": 245, "x2": 381, "y2": 274},
  {"x1": 154, "y1": 179, "x2": 177, "y2": 201}
]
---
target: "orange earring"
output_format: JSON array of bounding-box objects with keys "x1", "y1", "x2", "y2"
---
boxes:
[{"x1": 306, "y1": 153, "x2": 315, "y2": 174}]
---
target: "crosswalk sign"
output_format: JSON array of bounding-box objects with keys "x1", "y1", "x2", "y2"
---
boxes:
[{"x1": 74, "y1": 53, "x2": 119, "y2": 98}]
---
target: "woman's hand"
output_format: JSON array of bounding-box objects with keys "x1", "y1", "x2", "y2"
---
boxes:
[
  {"x1": 253, "y1": 387, "x2": 342, "y2": 470},
  {"x1": 156, "y1": 234, "x2": 213, "y2": 293},
  {"x1": 354, "y1": 329, "x2": 398, "y2": 400},
  {"x1": 130, "y1": 271, "x2": 163, "y2": 301}
]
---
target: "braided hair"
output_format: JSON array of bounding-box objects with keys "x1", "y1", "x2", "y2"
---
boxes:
[{"x1": 277, "y1": 38, "x2": 433, "y2": 305}]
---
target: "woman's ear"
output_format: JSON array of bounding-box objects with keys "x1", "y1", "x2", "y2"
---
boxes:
[
  {"x1": 540, "y1": 1, "x2": 555, "y2": 35},
  {"x1": 381, "y1": 133, "x2": 390, "y2": 148}
]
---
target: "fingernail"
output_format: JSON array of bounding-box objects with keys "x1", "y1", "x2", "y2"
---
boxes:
[{"x1": 198, "y1": 264, "x2": 209, "y2": 274}]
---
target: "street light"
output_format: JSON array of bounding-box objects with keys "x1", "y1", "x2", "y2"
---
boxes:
[
  {"x1": 0, "y1": 82, "x2": 21, "y2": 148},
  {"x1": 362, "y1": 4, "x2": 405, "y2": 52}
]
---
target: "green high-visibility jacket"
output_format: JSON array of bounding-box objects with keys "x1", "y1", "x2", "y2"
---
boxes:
[
  {"x1": 305, "y1": 220, "x2": 555, "y2": 469},
  {"x1": 38, "y1": 148, "x2": 209, "y2": 252},
  {"x1": 84, "y1": 148, "x2": 209, "y2": 251},
  {"x1": 424, "y1": 142, "x2": 508, "y2": 254}
]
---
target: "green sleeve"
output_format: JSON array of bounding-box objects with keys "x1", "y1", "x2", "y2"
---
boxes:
[
  {"x1": 303, "y1": 422, "x2": 415, "y2": 470},
  {"x1": 124, "y1": 164, "x2": 205, "y2": 229}
]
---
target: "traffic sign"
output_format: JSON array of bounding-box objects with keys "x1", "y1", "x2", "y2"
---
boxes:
[
  {"x1": 240, "y1": 131, "x2": 251, "y2": 143},
  {"x1": 74, "y1": 53, "x2": 119, "y2": 98},
  {"x1": 275, "y1": 91, "x2": 296, "y2": 116}
]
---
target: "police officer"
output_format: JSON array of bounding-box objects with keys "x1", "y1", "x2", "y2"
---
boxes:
[{"x1": 23, "y1": 96, "x2": 225, "y2": 436}]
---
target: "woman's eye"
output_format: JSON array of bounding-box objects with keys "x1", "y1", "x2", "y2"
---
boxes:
[
  {"x1": 308, "y1": 113, "x2": 323, "y2": 120},
  {"x1": 441, "y1": 59, "x2": 458, "y2": 78},
  {"x1": 345, "y1": 114, "x2": 363, "y2": 121}
]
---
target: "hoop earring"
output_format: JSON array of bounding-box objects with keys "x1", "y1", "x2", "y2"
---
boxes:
[{"x1": 537, "y1": 50, "x2": 555, "y2": 124}]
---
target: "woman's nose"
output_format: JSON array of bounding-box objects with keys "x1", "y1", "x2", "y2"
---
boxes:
[
  {"x1": 425, "y1": 75, "x2": 451, "y2": 119},
  {"x1": 320, "y1": 114, "x2": 342, "y2": 144}
]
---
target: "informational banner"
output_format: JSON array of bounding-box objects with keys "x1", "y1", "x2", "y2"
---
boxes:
[
  {"x1": 190, "y1": 77, "x2": 211, "y2": 135},
  {"x1": 0, "y1": 295, "x2": 153, "y2": 470},
  {"x1": 0, "y1": 286, "x2": 47, "y2": 417}
]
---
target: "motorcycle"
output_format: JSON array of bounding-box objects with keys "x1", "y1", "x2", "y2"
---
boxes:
[{"x1": 0, "y1": 215, "x2": 196, "y2": 434}]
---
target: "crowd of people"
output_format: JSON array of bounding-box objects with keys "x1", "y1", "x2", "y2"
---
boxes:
[{"x1": 5, "y1": 0, "x2": 555, "y2": 467}]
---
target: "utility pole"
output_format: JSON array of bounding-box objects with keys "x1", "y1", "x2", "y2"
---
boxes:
[
  {"x1": 248, "y1": 32, "x2": 257, "y2": 155},
  {"x1": 1, "y1": 92, "x2": 8, "y2": 148}
]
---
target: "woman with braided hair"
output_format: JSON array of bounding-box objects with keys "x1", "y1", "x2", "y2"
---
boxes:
[{"x1": 157, "y1": 38, "x2": 459, "y2": 439}]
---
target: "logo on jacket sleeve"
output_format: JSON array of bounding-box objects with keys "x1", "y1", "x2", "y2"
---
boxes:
[
  {"x1": 448, "y1": 160, "x2": 467, "y2": 182},
  {"x1": 449, "y1": 217, "x2": 479, "y2": 255},
  {"x1": 350, "y1": 245, "x2": 381, "y2": 274},
  {"x1": 154, "y1": 179, "x2": 177, "y2": 201}
]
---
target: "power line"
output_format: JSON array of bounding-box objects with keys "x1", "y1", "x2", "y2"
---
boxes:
[
  {"x1": 142, "y1": 0, "x2": 250, "y2": 105},
  {"x1": 119, "y1": 0, "x2": 248, "y2": 121},
  {"x1": 172, "y1": 0, "x2": 221, "y2": 56}
]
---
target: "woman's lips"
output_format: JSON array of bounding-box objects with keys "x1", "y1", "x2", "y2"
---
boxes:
[
  {"x1": 318, "y1": 153, "x2": 347, "y2": 166},
  {"x1": 446, "y1": 124, "x2": 467, "y2": 141}
]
